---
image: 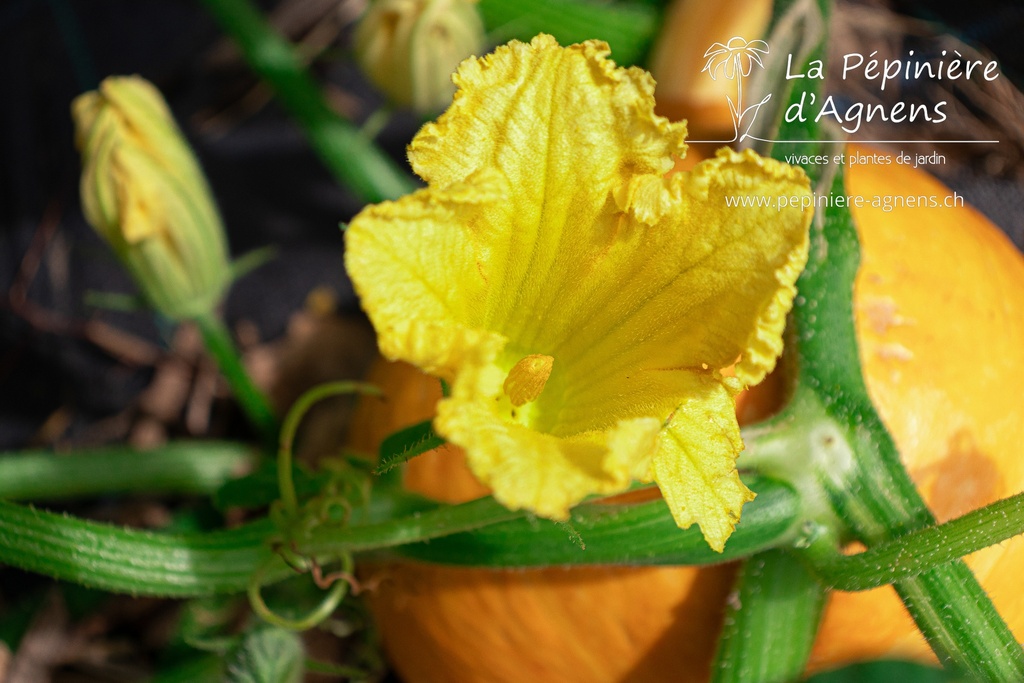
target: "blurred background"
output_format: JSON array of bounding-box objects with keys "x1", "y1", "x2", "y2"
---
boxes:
[{"x1": 0, "y1": 0, "x2": 1022, "y2": 679}]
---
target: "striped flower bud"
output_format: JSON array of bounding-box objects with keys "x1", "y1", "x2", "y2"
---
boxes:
[
  {"x1": 73, "y1": 76, "x2": 230, "y2": 320},
  {"x1": 354, "y1": 0, "x2": 485, "y2": 113}
]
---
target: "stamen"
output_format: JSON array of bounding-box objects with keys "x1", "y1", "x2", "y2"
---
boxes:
[{"x1": 503, "y1": 354, "x2": 554, "y2": 407}]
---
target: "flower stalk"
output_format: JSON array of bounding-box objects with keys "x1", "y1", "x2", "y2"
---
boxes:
[{"x1": 194, "y1": 312, "x2": 279, "y2": 447}]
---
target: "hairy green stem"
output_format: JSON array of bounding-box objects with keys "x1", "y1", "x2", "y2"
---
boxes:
[
  {"x1": 391, "y1": 476, "x2": 801, "y2": 567},
  {"x1": 0, "y1": 495, "x2": 519, "y2": 597},
  {"x1": 194, "y1": 312, "x2": 279, "y2": 446},
  {"x1": 806, "y1": 491, "x2": 1024, "y2": 591},
  {"x1": 199, "y1": 0, "x2": 416, "y2": 202},
  {"x1": 0, "y1": 478, "x2": 796, "y2": 597},
  {"x1": 711, "y1": 551, "x2": 826, "y2": 683},
  {"x1": 751, "y1": 0, "x2": 1024, "y2": 676},
  {"x1": 298, "y1": 495, "x2": 525, "y2": 557},
  {"x1": 0, "y1": 501, "x2": 283, "y2": 597},
  {"x1": 787, "y1": 167, "x2": 1024, "y2": 680},
  {"x1": 0, "y1": 442, "x2": 254, "y2": 501},
  {"x1": 897, "y1": 564, "x2": 1024, "y2": 680}
]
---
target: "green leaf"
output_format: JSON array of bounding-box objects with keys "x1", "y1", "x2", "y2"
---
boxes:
[
  {"x1": 83, "y1": 290, "x2": 147, "y2": 312},
  {"x1": 804, "y1": 660, "x2": 963, "y2": 683},
  {"x1": 478, "y1": 0, "x2": 659, "y2": 67},
  {"x1": 375, "y1": 420, "x2": 444, "y2": 474},
  {"x1": 231, "y1": 246, "x2": 277, "y2": 281},
  {"x1": 151, "y1": 655, "x2": 226, "y2": 683}
]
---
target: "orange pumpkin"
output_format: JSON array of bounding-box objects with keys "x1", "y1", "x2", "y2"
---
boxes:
[{"x1": 349, "y1": 147, "x2": 1024, "y2": 680}]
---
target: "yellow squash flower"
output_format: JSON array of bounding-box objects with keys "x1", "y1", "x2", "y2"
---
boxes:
[
  {"x1": 346, "y1": 35, "x2": 812, "y2": 551},
  {"x1": 73, "y1": 76, "x2": 230, "y2": 321}
]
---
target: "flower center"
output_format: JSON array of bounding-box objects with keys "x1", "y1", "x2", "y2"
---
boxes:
[{"x1": 502, "y1": 354, "x2": 554, "y2": 407}]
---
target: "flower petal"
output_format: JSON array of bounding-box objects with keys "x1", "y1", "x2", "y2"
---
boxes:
[
  {"x1": 652, "y1": 373, "x2": 754, "y2": 552},
  {"x1": 405, "y1": 35, "x2": 688, "y2": 343},
  {"x1": 533, "y1": 148, "x2": 810, "y2": 436},
  {"x1": 344, "y1": 169, "x2": 507, "y2": 378},
  {"x1": 436, "y1": 344, "x2": 663, "y2": 517}
]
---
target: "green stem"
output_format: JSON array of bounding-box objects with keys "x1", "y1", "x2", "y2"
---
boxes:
[
  {"x1": 806, "y1": 491, "x2": 1024, "y2": 592},
  {"x1": 198, "y1": 0, "x2": 416, "y2": 203},
  {"x1": 787, "y1": 168, "x2": 1024, "y2": 680},
  {"x1": 0, "y1": 495, "x2": 518, "y2": 597},
  {"x1": 298, "y1": 495, "x2": 524, "y2": 557},
  {"x1": 0, "y1": 501, "x2": 282, "y2": 597},
  {"x1": 711, "y1": 551, "x2": 826, "y2": 683},
  {"x1": 0, "y1": 478, "x2": 797, "y2": 597},
  {"x1": 390, "y1": 476, "x2": 801, "y2": 567},
  {"x1": 194, "y1": 312, "x2": 278, "y2": 447},
  {"x1": 897, "y1": 566, "x2": 1024, "y2": 679},
  {"x1": 0, "y1": 442, "x2": 254, "y2": 500},
  {"x1": 750, "y1": 1, "x2": 1024, "y2": 673}
]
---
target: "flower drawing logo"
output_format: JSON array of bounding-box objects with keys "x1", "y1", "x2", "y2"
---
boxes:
[{"x1": 701, "y1": 37, "x2": 772, "y2": 142}]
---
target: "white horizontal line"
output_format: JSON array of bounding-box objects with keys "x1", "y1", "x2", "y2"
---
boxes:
[{"x1": 688, "y1": 138, "x2": 1002, "y2": 144}]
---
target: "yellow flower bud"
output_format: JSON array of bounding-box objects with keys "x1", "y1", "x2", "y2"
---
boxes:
[
  {"x1": 354, "y1": 0, "x2": 485, "y2": 113},
  {"x1": 72, "y1": 76, "x2": 231, "y2": 321}
]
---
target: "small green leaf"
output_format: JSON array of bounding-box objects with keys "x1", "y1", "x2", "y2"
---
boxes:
[
  {"x1": 227, "y1": 626, "x2": 304, "y2": 683},
  {"x1": 83, "y1": 290, "x2": 147, "y2": 312},
  {"x1": 803, "y1": 660, "x2": 962, "y2": 683},
  {"x1": 375, "y1": 420, "x2": 444, "y2": 474},
  {"x1": 150, "y1": 655, "x2": 226, "y2": 683},
  {"x1": 231, "y1": 246, "x2": 277, "y2": 281}
]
